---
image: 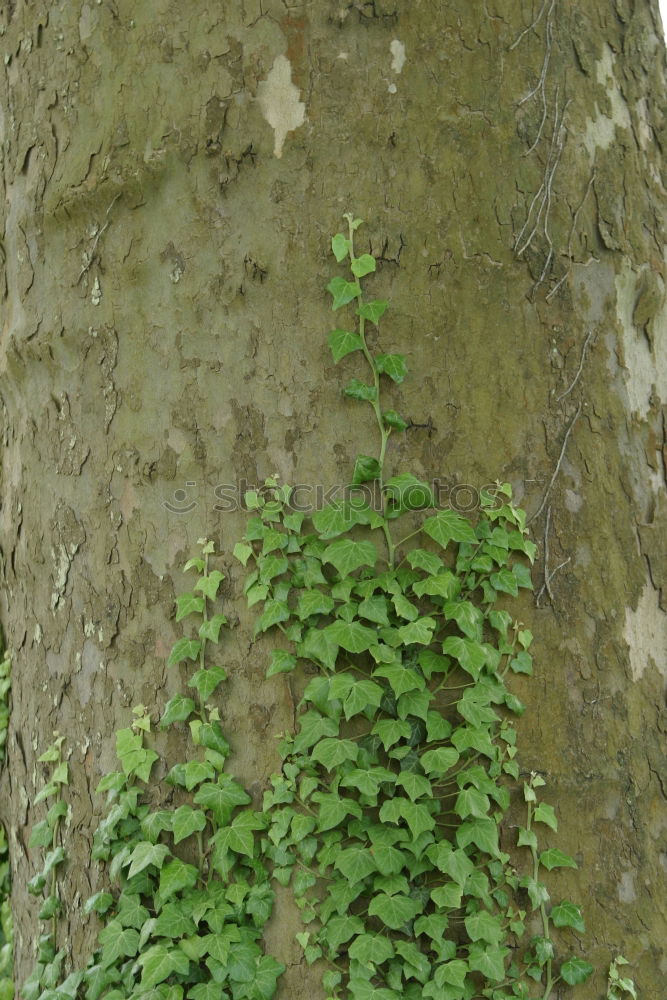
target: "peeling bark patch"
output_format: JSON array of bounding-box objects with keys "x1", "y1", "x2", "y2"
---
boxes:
[
  {"x1": 624, "y1": 583, "x2": 667, "y2": 684},
  {"x1": 615, "y1": 259, "x2": 667, "y2": 419},
  {"x1": 390, "y1": 39, "x2": 405, "y2": 74},
  {"x1": 582, "y1": 45, "x2": 631, "y2": 159},
  {"x1": 256, "y1": 55, "x2": 305, "y2": 159}
]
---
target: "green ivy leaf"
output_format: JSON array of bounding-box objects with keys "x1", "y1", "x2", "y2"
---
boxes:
[
  {"x1": 539, "y1": 848, "x2": 578, "y2": 871},
  {"x1": 137, "y1": 944, "x2": 189, "y2": 988},
  {"x1": 188, "y1": 666, "x2": 227, "y2": 701},
  {"x1": 351, "y1": 253, "x2": 376, "y2": 277},
  {"x1": 344, "y1": 378, "x2": 378, "y2": 402},
  {"x1": 323, "y1": 538, "x2": 377, "y2": 576},
  {"x1": 551, "y1": 901, "x2": 585, "y2": 933},
  {"x1": 358, "y1": 299, "x2": 388, "y2": 324},
  {"x1": 198, "y1": 613, "x2": 228, "y2": 644},
  {"x1": 311, "y1": 737, "x2": 359, "y2": 770},
  {"x1": 421, "y1": 746, "x2": 459, "y2": 776},
  {"x1": 376, "y1": 353, "x2": 408, "y2": 383},
  {"x1": 98, "y1": 919, "x2": 140, "y2": 966},
  {"x1": 468, "y1": 943, "x2": 509, "y2": 981},
  {"x1": 464, "y1": 910, "x2": 503, "y2": 944},
  {"x1": 397, "y1": 617, "x2": 436, "y2": 645},
  {"x1": 383, "y1": 410, "x2": 409, "y2": 431},
  {"x1": 296, "y1": 590, "x2": 335, "y2": 619},
  {"x1": 333, "y1": 846, "x2": 377, "y2": 885},
  {"x1": 560, "y1": 957, "x2": 594, "y2": 985},
  {"x1": 125, "y1": 841, "x2": 170, "y2": 879},
  {"x1": 442, "y1": 636, "x2": 486, "y2": 677},
  {"x1": 329, "y1": 328, "x2": 363, "y2": 363},
  {"x1": 423, "y1": 510, "x2": 477, "y2": 548},
  {"x1": 331, "y1": 233, "x2": 350, "y2": 262},
  {"x1": 267, "y1": 649, "x2": 297, "y2": 677},
  {"x1": 175, "y1": 593, "x2": 205, "y2": 621},
  {"x1": 368, "y1": 892, "x2": 422, "y2": 930},
  {"x1": 193, "y1": 775, "x2": 251, "y2": 825},
  {"x1": 349, "y1": 983, "x2": 400, "y2": 1000},
  {"x1": 172, "y1": 805, "x2": 207, "y2": 845},
  {"x1": 158, "y1": 857, "x2": 199, "y2": 900},
  {"x1": 213, "y1": 811, "x2": 265, "y2": 858},
  {"x1": 352, "y1": 454, "x2": 382, "y2": 485},
  {"x1": 327, "y1": 276, "x2": 358, "y2": 309},
  {"x1": 160, "y1": 694, "x2": 196, "y2": 728},
  {"x1": 167, "y1": 637, "x2": 202, "y2": 668},
  {"x1": 533, "y1": 802, "x2": 558, "y2": 831}
]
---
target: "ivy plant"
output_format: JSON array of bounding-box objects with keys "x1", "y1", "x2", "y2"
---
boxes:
[{"x1": 234, "y1": 215, "x2": 593, "y2": 999}]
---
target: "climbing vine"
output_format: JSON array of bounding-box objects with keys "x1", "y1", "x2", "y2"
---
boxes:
[
  {"x1": 18, "y1": 216, "x2": 596, "y2": 1000},
  {"x1": 235, "y1": 215, "x2": 593, "y2": 998}
]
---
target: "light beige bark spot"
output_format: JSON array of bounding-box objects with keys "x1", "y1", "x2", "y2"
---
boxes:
[
  {"x1": 390, "y1": 39, "x2": 406, "y2": 74},
  {"x1": 624, "y1": 583, "x2": 667, "y2": 683},
  {"x1": 256, "y1": 55, "x2": 305, "y2": 159},
  {"x1": 582, "y1": 45, "x2": 632, "y2": 159},
  {"x1": 614, "y1": 257, "x2": 667, "y2": 420}
]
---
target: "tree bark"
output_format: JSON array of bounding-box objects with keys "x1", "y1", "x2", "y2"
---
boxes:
[{"x1": 0, "y1": 0, "x2": 665, "y2": 995}]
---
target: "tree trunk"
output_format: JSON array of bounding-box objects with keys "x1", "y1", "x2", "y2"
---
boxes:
[{"x1": 0, "y1": 0, "x2": 665, "y2": 996}]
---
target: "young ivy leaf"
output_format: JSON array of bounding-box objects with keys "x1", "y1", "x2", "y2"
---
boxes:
[
  {"x1": 331, "y1": 232, "x2": 350, "y2": 262},
  {"x1": 376, "y1": 353, "x2": 408, "y2": 383},
  {"x1": 327, "y1": 276, "x2": 358, "y2": 310},
  {"x1": 344, "y1": 379, "x2": 377, "y2": 402},
  {"x1": 352, "y1": 455, "x2": 381, "y2": 485},
  {"x1": 358, "y1": 299, "x2": 388, "y2": 324},
  {"x1": 350, "y1": 253, "x2": 376, "y2": 277},
  {"x1": 382, "y1": 410, "x2": 409, "y2": 431},
  {"x1": 329, "y1": 329, "x2": 363, "y2": 363},
  {"x1": 560, "y1": 958, "x2": 594, "y2": 985}
]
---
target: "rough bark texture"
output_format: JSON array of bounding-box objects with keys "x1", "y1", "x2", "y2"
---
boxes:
[{"x1": 0, "y1": 0, "x2": 665, "y2": 995}]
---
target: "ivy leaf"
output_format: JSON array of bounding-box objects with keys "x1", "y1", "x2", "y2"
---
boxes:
[
  {"x1": 167, "y1": 637, "x2": 202, "y2": 667},
  {"x1": 98, "y1": 919, "x2": 140, "y2": 966},
  {"x1": 323, "y1": 620, "x2": 376, "y2": 653},
  {"x1": 172, "y1": 805, "x2": 207, "y2": 845},
  {"x1": 193, "y1": 776, "x2": 251, "y2": 825},
  {"x1": 456, "y1": 817, "x2": 500, "y2": 857},
  {"x1": 188, "y1": 666, "x2": 227, "y2": 701},
  {"x1": 327, "y1": 276, "x2": 358, "y2": 309},
  {"x1": 349, "y1": 983, "x2": 400, "y2": 1000},
  {"x1": 153, "y1": 903, "x2": 197, "y2": 939},
  {"x1": 158, "y1": 857, "x2": 199, "y2": 900},
  {"x1": 331, "y1": 233, "x2": 350, "y2": 262},
  {"x1": 198, "y1": 613, "x2": 228, "y2": 644},
  {"x1": 343, "y1": 679, "x2": 384, "y2": 718},
  {"x1": 551, "y1": 901, "x2": 585, "y2": 933},
  {"x1": 351, "y1": 253, "x2": 376, "y2": 277},
  {"x1": 329, "y1": 328, "x2": 363, "y2": 363},
  {"x1": 126, "y1": 841, "x2": 170, "y2": 879},
  {"x1": 323, "y1": 539, "x2": 377, "y2": 576},
  {"x1": 490, "y1": 568, "x2": 518, "y2": 596},
  {"x1": 160, "y1": 694, "x2": 196, "y2": 728},
  {"x1": 442, "y1": 636, "x2": 486, "y2": 678},
  {"x1": 137, "y1": 944, "x2": 189, "y2": 988},
  {"x1": 175, "y1": 593, "x2": 205, "y2": 621},
  {"x1": 296, "y1": 590, "x2": 335, "y2": 619},
  {"x1": 312, "y1": 500, "x2": 369, "y2": 538},
  {"x1": 299, "y1": 627, "x2": 340, "y2": 671},
  {"x1": 384, "y1": 473, "x2": 434, "y2": 513},
  {"x1": 333, "y1": 846, "x2": 377, "y2": 885},
  {"x1": 383, "y1": 410, "x2": 409, "y2": 431},
  {"x1": 345, "y1": 378, "x2": 378, "y2": 402},
  {"x1": 352, "y1": 454, "x2": 382, "y2": 485},
  {"x1": 267, "y1": 649, "x2": 297, "y2": 677},
  {"x1": 371, "y1": 718, "x2": 412, "y2": 750},
  {"x1": 397, "y1": 617, "x2": 436, "y2": 645},
  {"x1": 435, "y1": 959, "x2": 468, "y2": 988},
  {"x1": 468, "y1": 943, "x2": 509, "y2": 982},
  {"x1": 368, "y1": 892, "x2": 422, "y2": 930},
  {"x1": 421, "y1": 747, "x2": 459, "y2": 776},
  {"x1": 213, "y1": 811, "x2": 265, "y2": 857},
  {"x1": 358, "y1": 299, "x2": 388, "y2": 324},
  {"x1": 233, "y1": 542, "x2": 253, "y2": 566},
  {"x1": 255, "y1": 599, "x2": 290, "y2": 634},
  {"x1": 533, "y1": 802, "x2": 558, "y2": 831},
  {"x1": 464, "y1": 910, "x2": 503, "y2": 944},
  {"x1": 253, "y1": 955, "x2": 287, "y2": 1000},
  {"x1": 373, "y1": 663, "x2": 424, "y2": 697},
  {"x1": 376, "y1": 353, "x2": 408, "y2": 383},
  {"x1": 314, "y1": 792, "x2": 361, "y2": 831},
  {"x1": 423, "y1": 510, "x2": 477, "y2": 548},
  {"x1": 311, "y1": 737, "x2": 359, "y2": 769},
  {"x1": 560, "y1": 957, "x2": 594, "y2": 985},
  {"x1": 539, "y1": 848, "x2": 578, "y2": 871}
]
